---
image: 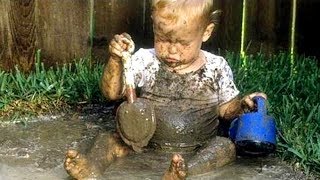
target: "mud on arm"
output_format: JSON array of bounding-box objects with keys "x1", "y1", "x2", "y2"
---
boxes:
[
  {"x1": 100, "y1": 33, "x2": 135, "y2": 100},
  {"x1": 100, "y1": 56, "x2": 125, "y2": 100},
  {"x1": 218, "y1": 96, "x2": 244, "y2": 122}
]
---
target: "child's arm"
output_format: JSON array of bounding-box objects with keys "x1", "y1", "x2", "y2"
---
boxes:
[
  {"x1": 218, "y1": 96, "x2": 243, "y2": 121},
  {"x1": 100, "y1": 33, "x2": 134, "y2": 100},
  {"x1": 218, "y1": 92, "x2": 267, "y2": 121},
  {"x1": 100, "y1": 55, "x2": 124, "y2": 100}
]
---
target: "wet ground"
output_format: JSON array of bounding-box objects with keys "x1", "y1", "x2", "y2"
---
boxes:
[{"x1": 0, "y1": 104, "x2": 312, "y2": 180}]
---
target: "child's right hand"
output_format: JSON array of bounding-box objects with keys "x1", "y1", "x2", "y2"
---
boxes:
[
  {"x1": 241, "y1": 92, "x2": 267, "y2": 110},
  {"x1": 108, "y1": 33, "x2": 134, "y2": 61}
]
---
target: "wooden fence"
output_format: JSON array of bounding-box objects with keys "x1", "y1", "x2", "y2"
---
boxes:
[{"x1": 0, "y1": 0, "x2": 318, "y2": 72}]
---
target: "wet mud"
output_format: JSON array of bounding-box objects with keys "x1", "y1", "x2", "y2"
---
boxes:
[
  {"x1": 0, "y1": 104, "x2": 311, "y2": 180},
  {"x1": 117, "y1": 98, "x2": 156, "y2": 152}
]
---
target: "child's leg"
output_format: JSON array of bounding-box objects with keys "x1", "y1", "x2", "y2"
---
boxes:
[
  {"x1": 187, "y1": 136, "x2": 236, "y2": 175},
  {"x1": 64, "y1": 131, "x2": 132, "y2": 179},
  {"x1": 162, "y1": 137, "x2": 235, "y2": 180}
]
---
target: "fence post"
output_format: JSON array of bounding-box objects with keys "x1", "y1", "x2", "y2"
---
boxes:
[
  {"x1": 290, "y1": 0, "x2": 297, "y2": 64},
  {"x1": 240, "y1": 0, "x2": 248, "y2": 70}
]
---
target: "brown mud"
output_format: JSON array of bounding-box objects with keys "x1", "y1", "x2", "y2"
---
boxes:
[{"x1": 0, "y1": 104, "x2": 311, "y2": 180}]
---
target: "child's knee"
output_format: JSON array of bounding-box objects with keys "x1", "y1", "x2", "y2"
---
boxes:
[{"x1": 187, "y1": 136, "x2": 236, "y2": 175}]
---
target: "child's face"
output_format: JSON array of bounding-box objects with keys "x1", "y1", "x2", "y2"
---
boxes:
[{"x1": 153, "y1": 13, "x2": 209, "y2": 69}]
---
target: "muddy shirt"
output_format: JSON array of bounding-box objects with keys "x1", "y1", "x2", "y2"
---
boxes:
[{"x1": 129, "y1": 48, "x2": 239, "y2": 151}]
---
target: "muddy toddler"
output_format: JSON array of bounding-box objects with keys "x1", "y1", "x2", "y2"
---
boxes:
[{"x1": 64, "y1": 0, "x2": 267, "y2": 179}]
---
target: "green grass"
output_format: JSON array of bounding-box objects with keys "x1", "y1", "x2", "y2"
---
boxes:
[
  {"x1": 227, "y1": 52, "x2": 320, "y2": 176},
  {"x1": 0, "y1": 52, "x2": 319, "y2": 177},
  {"x1": 0, "y1": 57, "x2": 105, "y2": 120}
]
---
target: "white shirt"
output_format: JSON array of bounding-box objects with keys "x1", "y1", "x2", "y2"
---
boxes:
[
  {"x1": 129, "y1": 48, "x2": 239, "y2": 106},
  {"x1": 126, "y1": 48, "x2": 240, "y2": 148}
]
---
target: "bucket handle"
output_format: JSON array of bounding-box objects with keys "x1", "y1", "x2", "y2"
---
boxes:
[{"x1": 253, "y1": 96, "x2": 267, "y2": 114}]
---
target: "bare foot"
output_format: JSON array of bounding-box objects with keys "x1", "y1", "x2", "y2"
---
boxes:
[
  {"x1": 64, "y1": 133, "x2": 131, "y2": 180},
  {"x1": 64, "y1": 150, "x2": 99, "y2": 180},
  {"x1": 163, "y1": 154, "x2": 187, "y2": 180}
]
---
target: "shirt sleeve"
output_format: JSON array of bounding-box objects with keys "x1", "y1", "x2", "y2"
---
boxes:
[
  {"x1": 128, "y1": 48, "x2": 158, "y2": 88},
  {"x1": 217, "y1": 57, "x2": 240, "y2": 105},
  {"x1": 129, "y1": 49, "x2": 145, "y2": 87}
]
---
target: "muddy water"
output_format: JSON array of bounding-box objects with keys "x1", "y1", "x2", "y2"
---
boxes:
[{"x1": 0, "y1": 104, "x2": 309, "y2": 180}]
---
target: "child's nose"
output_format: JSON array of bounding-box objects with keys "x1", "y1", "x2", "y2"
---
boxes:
[{"x1": 168, "y1": 43, "x2": 177, "y2": 54}]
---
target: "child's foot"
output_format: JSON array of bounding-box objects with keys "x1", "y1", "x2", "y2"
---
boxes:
[
  {"x1": 163, "y1": 154, "x2": 187, "y2": 180},
  {"x1": 64, "y1": 150, "x2": 99, "y2": 179},
  {"x1": 64, "y1": 133, "x2": 131, "y2": 179}
]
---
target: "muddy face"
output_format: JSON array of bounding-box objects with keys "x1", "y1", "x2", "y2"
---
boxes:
[{"x1": 152, "y1": 7, "x2": 205, "y2": 71}]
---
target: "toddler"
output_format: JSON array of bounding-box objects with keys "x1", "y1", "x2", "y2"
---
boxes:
[{"x1": 64, "y1": 0, "x2": 266, "y2": 179}]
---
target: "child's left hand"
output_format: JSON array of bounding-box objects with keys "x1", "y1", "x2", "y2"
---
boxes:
[{"x1": 241, "y1": 92, "x2": 267, "y2": 110}]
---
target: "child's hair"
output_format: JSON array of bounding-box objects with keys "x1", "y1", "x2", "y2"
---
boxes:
[{"x1": 151, "y1": 0, "x2": 222, "y2": 27}]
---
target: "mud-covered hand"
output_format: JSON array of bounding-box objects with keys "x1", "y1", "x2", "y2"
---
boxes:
[
  {"x1": 108, "y1": 33, "x2": 135, "y2": 61},
  {"x1": 241, "y1": 92, "x2": 267, "y2": 111}
]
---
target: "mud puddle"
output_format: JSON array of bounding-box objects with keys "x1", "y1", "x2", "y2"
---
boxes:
[{"x1": 0, "y1": 104, "x2": 310, "y2": 180}]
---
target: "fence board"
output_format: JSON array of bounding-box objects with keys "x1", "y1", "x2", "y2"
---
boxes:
[
  {"x1": 297, "y1": 1, "x2": 320, "y2": 60},
  {"x1": 204, "y1": 0, "x2": 243, "y2": 53},
  {"x1": 245, "y1": 0, "x2": 276, "y2": 54},
  {"x1": 35, "y1": 0, "x2": 90, "y2": 67},
  {"x1": 93, "y1": 0, "x2": 144, "y2": 62},
  {"x1": 0, "y1": 0, "x2": 318, "y2": 71},
  {"x1": 0, "y1": 0, "x2": 36, "y2": 72},
  {"x1": 0, "y1": 0, "x2": 9, "y2": 70},
  {"x1": 0, "y1": 0, "x2": 90, "y2": 71}
]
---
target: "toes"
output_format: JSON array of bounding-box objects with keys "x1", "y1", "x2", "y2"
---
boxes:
[
  {"x1": 66, "y1": 149, "x2": 79, "y2": 158},
  {"x1": 171, "y1": 154, "x2": 187, "y2": 177},
  {"x1": 64, "y1": 150, "x2": 83, "y2": 171},
  {"x1": 64, "y1": 150, "x2": 90, "y2": 179},
  {"x1": 172, "y1": 154, "x2": 182, "y2": 163},
  {"x1": 164, "y1": 154, "x2": 187, "y2": 180},
  {"x1": 172, "y1": 154, "x2": 185, "y2": 169}
]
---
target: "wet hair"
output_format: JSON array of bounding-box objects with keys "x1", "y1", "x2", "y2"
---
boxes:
[{"x1": 151, "y1": 0, "x2": 222, "y2": 28}]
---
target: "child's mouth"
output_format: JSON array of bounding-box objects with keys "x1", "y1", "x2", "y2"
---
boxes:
[
  {"x1": 159, "y1": 56, "x2": 182, "y2": 68},
  {"x1": 166, "y1": 58, "x2": 178, "y2": 63},
  {"x1": 163, "y1": 61, "x2": 181, "y2": 68}
]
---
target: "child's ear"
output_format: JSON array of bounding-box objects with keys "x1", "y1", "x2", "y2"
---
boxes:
[{"x1": 202, "y1": 23, "x2": 215, "y2": 42}]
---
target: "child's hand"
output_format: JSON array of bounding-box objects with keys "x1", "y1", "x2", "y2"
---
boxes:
[
  {"x1": 108, "y1": 33, "x2": 134, "y2": 60},
  {"x1": 241, "y1": 92, "x2": 267, "y2": 110}
]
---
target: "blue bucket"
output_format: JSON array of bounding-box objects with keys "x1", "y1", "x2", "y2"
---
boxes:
[{"x1": 229, "y1": 96, "x2": 277, "y2": 155}]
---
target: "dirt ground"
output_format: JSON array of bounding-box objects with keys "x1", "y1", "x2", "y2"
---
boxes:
[{"x1": 0, "y1": 104, "x2": 313, "y2": 180}]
